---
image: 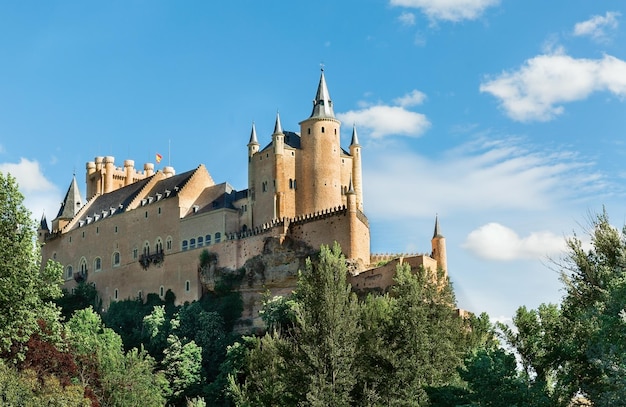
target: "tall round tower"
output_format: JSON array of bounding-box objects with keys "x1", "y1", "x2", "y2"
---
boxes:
[
  {"x1": 349, "y1": 125, "x2": 364, "y2": 212},
  {"x1": 297, "y1": 69, "x2": 342, "y2": 215},
  {"x1": 431, "y1": 216, "x2": 448, "y2": 278}
]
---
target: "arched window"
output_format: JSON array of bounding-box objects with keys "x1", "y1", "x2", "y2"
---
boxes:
[
  {"x1": 155, "y1": 237, "x2": 163, "y2": 253},
  {"x1": 190, "y1": 238, "x2": 196, "y2": 249},
  {"x1": 94, "y1": 257, "x2": 102, "y2": 272},
  {"x1": 205, "y1": 234, "x2": 211, "y2": 245},
  {"x1": 166, "y1": 236, "x2": 173, "y2": 251},
  {"x1": 66, "y1": 265, "x2": 73, "y2": 279},
  {"x1": 197, "y1": 236, "x2": 204, "y2": 247},
  {"x1": 112, "y1": 252, "x2": 120, "y2": 267},
  {"x1": 143, "y1": 241, "x2": 150, "y2": 256},
  {"x1": 79, "y1": 258, "x2": 88, "y2": 274},
  {"x1": 182, "y1": 240, "x2": 188, "y2": 251},
  {"x1": 215, "y1": 232, "x2": 221, "y2": 243}
]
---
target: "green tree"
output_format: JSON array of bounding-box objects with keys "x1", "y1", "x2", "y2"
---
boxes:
[
  {"x1": 163, "y1": 335, "x2": 203, "y2": 405},
  {"x1": 0, "y1": 172, "x2": 63, "y2": 357}
]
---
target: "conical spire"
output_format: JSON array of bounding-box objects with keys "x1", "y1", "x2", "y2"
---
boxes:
[
  {"x1": 248, "y1": 122, "x2": 259, "y2": 145},
  {"x1": 347, "y1": 174, "x2": 355, "y2": 194},
  {"x1": 39, "y1": 213, "x2": 49, "y2": 231},
  {"x1": 309, "y1": 69, "x2": 335, "y2": 119},
  {"x1": 433, "y1": 215, "x2": 443, "y2": 238},
  {"x1": 350, "y1": 124, "x2": 360, "y2": 146},
  {"x1": 273, "y1": 112, "x2": 283, "y2": 134},
  {"x1": 56, "y1": 176, "x2": 83, "y2": 219}
]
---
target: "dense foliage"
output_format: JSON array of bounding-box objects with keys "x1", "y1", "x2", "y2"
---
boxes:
[{"x1": 3, "y1": 169, "x2": 626, "y2": 405}]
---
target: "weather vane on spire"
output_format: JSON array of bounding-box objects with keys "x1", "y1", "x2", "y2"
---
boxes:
[{"x1": 320, "y1": 61, "x2": 325, "y2": 71}]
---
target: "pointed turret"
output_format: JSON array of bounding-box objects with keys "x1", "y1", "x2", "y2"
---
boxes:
[
  {"x1": 56, "y1": 176, "x2": 83, "y2": 220},
  {"x1": 38, "y1": 212, "x2": 49, "y2": 243},
  {"x1": 248, "y1": 122, "x2": 259, "y2": 145},
  {"x1": 273, "y1": 112, "x2": 283, "y2": 135},
  {"x1": 39, "y1": 213, "x2": 49, "y2": 231},
  {"x1": 309, "y1": 69, "x2": 335, "y2": 118},
  {"x1": 431, "y1": 215, "x2": 448, "y2": 278},
  {"x1": 433, "y1": 215, "x2": 443, "y2": 238},
  {"x1": 350, "y1": 124, "x2": 360, "y2": 146}
]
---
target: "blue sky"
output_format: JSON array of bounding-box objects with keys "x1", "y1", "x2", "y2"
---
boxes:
[{"x1": 1, "y1": 0, "x2": 625, "y2": 322}]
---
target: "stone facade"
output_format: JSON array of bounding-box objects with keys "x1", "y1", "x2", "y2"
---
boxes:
[{"x1": 39, "y1": 71, "x2": 447, "y2": 311}]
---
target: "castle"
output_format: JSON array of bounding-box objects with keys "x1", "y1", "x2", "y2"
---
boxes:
[{"x1": 39, "y1": 71, "x2": 447, "y2": 311}]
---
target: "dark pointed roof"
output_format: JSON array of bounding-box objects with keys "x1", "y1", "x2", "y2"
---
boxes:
[
  {"x1": 347, "y1": 175, "x2": 355, "y2": 194},
  {"x1": 248, "y1": 122, "x2": 259, "y2": 145},
  {"x1": 40, "y1": 213, "x2": 49, "y2": 231},
  {"x1": 273, "y1": 112, "x2": 283, "y2": 135},
  {"x1": 309, "y1": 69, "x2": 335, "y2": 119},
  {"x1": 350, "y1": 124, "x2": 360, "y2": 146},
  {"x1": 56, "y1": 176, "x2": 83, "y2": 219},
  {"x1": 433, "y1": 215, "x2": 444, "y2": 239}
]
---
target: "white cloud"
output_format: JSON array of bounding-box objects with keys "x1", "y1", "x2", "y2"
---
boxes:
[
  {"x1": 394, "y1": 89, "x2": 426, "y2": 107},
  {"x1": 462, "y1": 222, "x2": 567, "y2": 261},
  {"x1": 0, "y1": 158, "x2": 61, "y2": 221},
  {"x1": 398, "y1": 11, "x2": 416, "y2": 26},
  {"x1": 337, "y1": 90, "x2": 430, "y2": 139},
  {"x1": 390, "y1": 0, "x2": 499, "y2": 22},
  {"x1": 573, "y1": 11, "x2": 620, "y2": 41},
  {"x1": 364, "y1": 136, "x2": 605, "y2": 219},
  {"x1": 480, "y1": 50, "x2": 626, "y2": 122}
]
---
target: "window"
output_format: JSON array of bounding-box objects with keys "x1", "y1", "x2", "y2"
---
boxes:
[
  {"x1": 82, "y1": 231, "x2": 85, "y2": 238},
  {"x1": 145, "y1": 211, "x2": 148, "y2": 218},
  {"x1": 158, "y1": 207, "x2": 162, "y2": 215},
  {"x1": 94, "y1": 257, "x2": 102, "y2": 272},
  {"x1": 143, "y1": 242, "x2": 150, "y2": 256},
  {"x1": 185, "y1": 280, "x2": 190, "y2": 292},
  {"x1": 321, "y1": 126, "x2": 325, "y2": 133},
  {"x1": 114, "y1": 289, "x2": 118, "y2": 300},
  {"x1": 155, "y1": 238, "x2": 163, "y2": 253},
  {"x1": 166, "y1": 236, "x2": 172, "y2": 251},
  {"x1": 66, "y1": 265, "x2": 73, "y2": 279},
  {"x1": 215, "y1": 232, "x2": 221, "y2": 243},
  {"x1": 96, "y1": 227, "x2": 99, "y2": 234},
  {"x1": 137, "y1": 290, "x2": 143, "y2": 300},
  {"x1": 133, "y1": 247, "x2": 138, "y2": 259},
  {"x1": 198, "y1": 236, "x2": 204, "y2": 247},
  {"x1": 53, "y1": 252, "x2": 57, "y2": 260},
  {"x1": 307, "y1": 128, "x2": 311, "y2": 135},
  {"x1": 190, "y1": 238, "x2": 196, "y2": 249},
  {"x1": 115, "y1": 226, "x2": 118, "y2": 233},
  {"x1": 159, "y1": 286, "x2": 164, "y2": 297},
  {"x1": 79, "y1": 258, "x2": 87, "y2": 274},
  {"x1": 113, "y1": 252, "x2": 120, "y2": 267},
  {"x1": 182, "y1": 240, "x2": 188, "y2": 251},
  {"x1": 69, "y1": 236, "x2": 72, "y2": 243},
  {"x1": 205, "y1": 235, "x2": 211, "y2": 245}
]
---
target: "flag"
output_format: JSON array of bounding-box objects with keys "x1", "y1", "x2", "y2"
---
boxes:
[{"x1": 156, "y1": 153, "x2": 163, "y2": 163}]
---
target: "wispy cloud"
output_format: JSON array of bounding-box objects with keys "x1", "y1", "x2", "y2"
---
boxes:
[
  {"x1": 480, "y1": 49, "x2": 626, "y2": 122},
  {"x1": 337, "y1": 90, "x2": 430, "y2": 138},
  {"x1": 462, "y1": 222, "x2": 567, "y2": 260},
  {"x1": 398, "y1": 11, "x2": 416, "y2": 26},
  {"x1": 390, "y1": 0, "x2": 499, "y2": 22},
  {"x1": 0, "y1": 158, "x2": 61, "y2": 221},
  {"x1": 364, "y1": 136, "x2": 605, "y2": 219},
  {"x1": 573, "y1": 11, "x2": 620, "y2": 42}
]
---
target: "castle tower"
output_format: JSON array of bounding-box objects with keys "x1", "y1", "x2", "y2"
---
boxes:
[
  {"x1": 298, "y1": 69, "x2": 342, "y2": 215},
  {"x1": 349, "y1": 125, "x2": 364, "y2": 212},
  {"x1": 272, "y1": 113, "x2": 286, "y2": 219},
  {"x1": 103, "y1": 156, "x2": 115, "y2": 193},
  {"x1": 247, "y1": 123, "x2": 259, "y2": 227},
  {"x1": 52, "y1": 176, "x2": 83, "y2": 233},
  {"x1": 38, "y1": 213, "x2": 49, "y2": 243},
  {"x1": 124, "y1": 160, "x2": 135, "y2": 186},
  {"x1": 431, "y1": 216, "x2": 448, "y2": 277}
]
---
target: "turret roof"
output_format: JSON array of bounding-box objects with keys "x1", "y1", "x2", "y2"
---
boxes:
[
  {"x1": 248, "y1": 122, "x2": 259, "y2": 145},
  {"x1": 433, "y1": 215, "x2": 444, "y2": 238},
  {"x1": 56, "y1": 176, "x2": 83, "y2": 219},
  {"x1": 273, "y1": 112, "x2": 283, "y2": 135},
  {"x1": 309, "y1": 69, "x2": 335, "y2": 119},
  {"x1": 350, "y1": 124, "x2": 360, "y2": 146},
  {"x1": 40, "y1": 213, "x2": 49, "y2": 231}
]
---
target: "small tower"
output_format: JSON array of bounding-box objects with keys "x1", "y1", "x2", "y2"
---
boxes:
[
  {"x1": 38, "y1": 213, "x2": 49, "y2": 244},
  {"x1": 431, "y1": 215, "x2": 448, "y2": 278},
  {"x1": 349, "y1": 124, "x2": 364, "y2": 212},
  {"x1": 52, "y1": 176, "x2": 84, "y2": 233},
  {"x1": 272, "y1": 113, "x2": 286, "y2": 219},
  {"x1": 298, "y1": 69, "x2": 342, "y2": 215}
]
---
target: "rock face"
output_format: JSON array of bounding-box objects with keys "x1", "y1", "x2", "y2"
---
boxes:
[{"x1": 199, "y1": 235, "x2": 318, "y2": 331}]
